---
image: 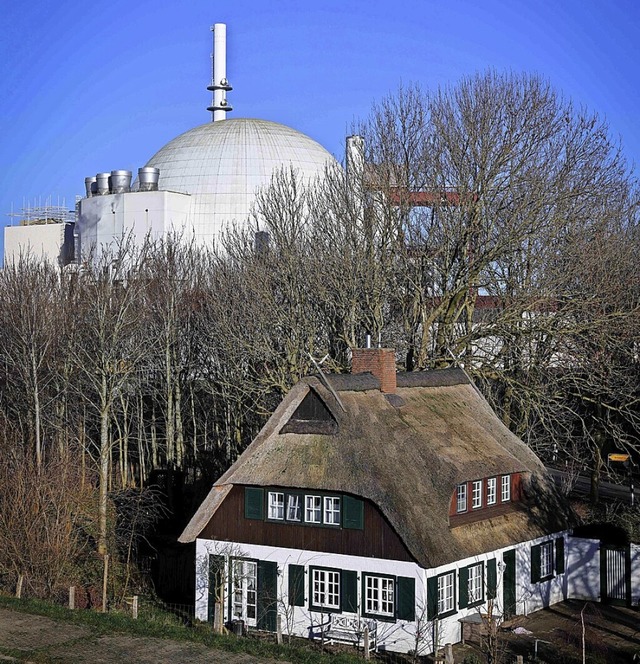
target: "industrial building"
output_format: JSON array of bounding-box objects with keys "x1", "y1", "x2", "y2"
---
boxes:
[{"x1": 74, "y1": 24, "x2": 335, "y2": 263}]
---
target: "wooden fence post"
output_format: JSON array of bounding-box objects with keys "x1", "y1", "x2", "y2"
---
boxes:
[
  {"x1": 101, "y1": 554, "x2": 109, "y2": 613},
  {"x1": 16, "y1": 574, "x2": 24, "y2": 599},
  {"x1": 132, "y1": 595, "x2": 138, "y2": 620},
  {"x1": 444, "y1": 643, "x2": 454, "y2": 664},
  {"x1": 69, "y1": 586, "x2": 75, "y2": 610},
  {"x1": 363, "y1": 625, "x2": 370, "y2": 660},
  {"x1": 276, "y1": 614, "x2": 282, "y2": 644}
]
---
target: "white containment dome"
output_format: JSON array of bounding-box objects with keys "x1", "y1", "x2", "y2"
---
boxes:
[{"x1": 144, "y1": 117, "x2": 335, "y2": 244}]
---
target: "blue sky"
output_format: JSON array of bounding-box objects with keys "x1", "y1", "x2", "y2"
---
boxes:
[{"x1": 1, "y1": 0, "x2": 638, "y2": 247}]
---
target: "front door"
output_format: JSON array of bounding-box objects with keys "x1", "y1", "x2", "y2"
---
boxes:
[
  {"x1": 601, "y1": 546, "x2": 630, "y2": 606},
  {"x1": 502, "y1": 549, "x2": 516, "y2": 618},
  {"x1": 231, "y1": 559, "x2": 258, "y2": 626}
]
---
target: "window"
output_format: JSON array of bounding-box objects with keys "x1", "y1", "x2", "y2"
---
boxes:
[
  {"x1": 501, "y1": 475, "x2": 511, "y2": 502},
  {"x1": 286, "y1": 494, "x2": 301, "y2": 521},
  {"x1": 468, "y1": 563, "x2": 483, "y2": 603},
  {"x1": 487, "y1": 477, "x2": 497, "y2": 505},
  {"x1": 268, "y1": 491, "x2": 284, "y2": 520},
  {"x1": 437, "y1": 571, "x2": 455, "y2": 615},
  {"x1": 305, "y1": 495, "x2": 322, "y2": 523},
  {"x1": 532, "y1": 539, "x2": 560, "y2": 583},
  {"x1": 324, "y1": 497, "x2": 340, "y2": 525},
  {"x1": 311, "y1": 568, "x2": 340, "y2": 610},
  {"x1": 540, "y1": 541, "x2": 554, "y2": 579},
  {"x1": 472, "y1": 480, "x2": 483, "y2": 509},
  {"x1": 363, "y1": 575, "x2": 395, "y2": 617},
  {"x1": 456, "y1": 483, "x2": 467, "y2": 513}
]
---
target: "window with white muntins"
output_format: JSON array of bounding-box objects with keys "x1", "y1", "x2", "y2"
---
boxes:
[
  {"x1": 501, "y1": 475, "x2": 511, "y2": 502},
  {"x1": 468, "y1": 563, "x2": 483, "y2": 603},
  {"x1": 305, "y1": 495, "x2": 322, "y2": 523},
  {"x1": 365, "y1": 575, "x2": 395, "y2": 617},
  {"x1": 437, "y1": 571, "x2": 455, "y2": 615},
  {"x1": 324, "y1": 496, "x2": 341, "y2": 525},
  {"x1": 540, "y1": 541, "x2": 554, "y2": 578},
  {"x1": 472, "y1": 480, "x2": 483, "y2": 509},
  {"x1": 487, "y1": 477, "x2": 497, "y2": 505},
  {"x1": 456, "y1": 483, "x2": 467, "y2": 513},
  {"x1": 312, "y1": 569, "x2": 340, "y2": 609},
  {"x1": 268, "y1": 491, "x2": 284, "y2": 520}
]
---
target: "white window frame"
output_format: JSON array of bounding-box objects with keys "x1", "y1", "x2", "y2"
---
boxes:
[
  {"x1": 305, "y1": 495, "x2": 322, "y2": 523},
  {"x1": 540, "y1": 541, "x2": 554, "y2": 579},
  {"x1": 468, "y1": 563, "x2": 483, "y2": 603},
  {"x1": 323, "y1": 496, "x2": 341, "y2": 525},
  {"x1": 501, "y1": 475, "x2": 511, "y2": 502},
  {"x1": 268, "y1": 491, "x2": 284, "y2": 520},
  {"x1": 286, "y1": 494, "x2": 301, "y2": 521},
  {"x1": 437, "y1": 571, "x2": 455, "y2": 615},
  {"x1": 364, "y1": 574, "x2": 395, "y2": 617},
  {"x1": 456, "y1": 483, "x2": 467, "y2": 513},
  {"x1": 311, "y1": 568, "x2": 340, "y2": 610},
  {"x1": 487, "y1": 477, "x2": 497, "y2": 505},
  {"x1": 472, "y1": 480, "x2": 483, "y2": 509}
]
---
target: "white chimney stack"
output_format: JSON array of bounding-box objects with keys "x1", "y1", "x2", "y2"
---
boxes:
[{"x1": 207, "y1": 23, "x2": 233, "y2": 121}]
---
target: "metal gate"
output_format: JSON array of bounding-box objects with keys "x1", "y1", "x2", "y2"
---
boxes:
[{"x1": 601, "y1": 545, "x2": 630, "y2": 605}]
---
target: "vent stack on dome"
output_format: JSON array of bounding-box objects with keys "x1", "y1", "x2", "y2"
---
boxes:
[
  {"x1": 96, "y1": 173, "x2": 111, "y2": 195},
  {"x1": 207, "y1": 23, "x2": 233, "y2": 121},
  {"x1": 137, "y1": 167, "x2": 160, "y2": 192}
]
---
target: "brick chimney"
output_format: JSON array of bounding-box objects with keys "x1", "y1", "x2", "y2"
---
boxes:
[{"x1": 351, "y1": 348, "x2": 397, "y2": 393}]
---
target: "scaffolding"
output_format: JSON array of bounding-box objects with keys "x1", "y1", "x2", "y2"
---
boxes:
[{"x1": 7, "y1": 196, "x2": 76, "y2": 227}]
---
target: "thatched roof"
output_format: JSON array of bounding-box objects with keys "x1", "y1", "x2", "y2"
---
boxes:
[{"x1": 180, "y1": 368, "x2": 572, "y2": 568}]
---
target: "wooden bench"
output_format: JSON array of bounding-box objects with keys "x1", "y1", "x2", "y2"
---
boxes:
[{"x1": 314, "y1": 615, "x2": 378, "y2": 650}]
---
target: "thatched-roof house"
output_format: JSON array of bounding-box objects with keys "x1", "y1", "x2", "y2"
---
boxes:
[{"x1": 180, "y1": 348, "x2": 577, "y2": 653}]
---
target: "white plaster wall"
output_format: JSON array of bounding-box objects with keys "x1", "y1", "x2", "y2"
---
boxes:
[
  {"x1": 194, "y1": 535, "x2": 572, "y2": 655},
  {"x1": 565, "y1": 537, "x2": 600, "y2": 602},
  {"x1": 195, "y1": 538, "x2": 425, "y2": 654},
  {"x1": 515, "y1": 533, "x2": 568, "y2": 615},
  {"x1": 76, "y1": 190, "x2": 191, "y2": 262},
  {"x1": 4, "y1": 223, "x2": 65, "y2": 266}
]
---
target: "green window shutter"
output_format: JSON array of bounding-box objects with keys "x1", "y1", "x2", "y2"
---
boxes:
[
  {"x1": 245, "y1": 487, "x2": 264, "y2": 520},
  {"x1": 207, "y1": 554, "x2": 225, "y2": 624},
  {"x1": 458, "y1": 566, "x2": 469, "y2": 609},
  {"x1": 288, "y1": 564, "x2": 305, "y2": 606},
  {"x1": 341, "y1": 570, "x2": 358, "y2": 613},
  {"x1": 487, "y1": 559, "x2": 497, "y2": 600},
  {"x1": 531, "y1": 544, "x2": 541, "y2": 584},
  {"x1": 257, "y1": 560, "x2": 278, "y2": 631},
  {"x1": 342, "y1": 495, "x2": 364, "y2": 530},
  {"x1": 397, "y1": 576, "x2": 415, "y2": 621},
  {"x1": 555, "y1": 537, "x2": 565, "y2": 574},
  {"x1": 427, "y1": 576, "x2": 438, "y2": 620}
]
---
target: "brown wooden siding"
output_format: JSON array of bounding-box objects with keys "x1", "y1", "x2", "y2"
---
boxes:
[
  {"x1": 448, "y1": 473, "x2": 526, "y2": 523},
  {"x1": 199, "y1": 485, "x2": 415, "y2": 563}
]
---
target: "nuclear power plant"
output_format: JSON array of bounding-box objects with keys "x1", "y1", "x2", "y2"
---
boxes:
[{"x1": 5, "y1": 24, "x2": 337, "y2": 266}]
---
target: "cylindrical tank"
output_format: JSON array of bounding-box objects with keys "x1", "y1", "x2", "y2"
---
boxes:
[
  {"x1": 84, "y1": 176, "x2": 97, "y2": 198},
  {"x1": 137, "y1": 167, "x2": 160, "y2": 192},
  {"x1": 96, "y1": 172, "x2": 111, "y2": 195},
  {"x1": 110, "y1": 170, "x2": 132, "y2": 194}
]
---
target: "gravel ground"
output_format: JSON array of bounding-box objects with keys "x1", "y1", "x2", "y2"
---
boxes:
[{"x1": 0, "y1": 607, "x2": 278, "y2": 663}]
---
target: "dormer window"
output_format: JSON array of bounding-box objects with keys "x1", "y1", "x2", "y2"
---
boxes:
[
  {"x1": 501, "y1": 475, "x2": 511, "y2": 502},
  {"x1": 487, "y1": 477, "x2": 497, "y2": 505},
  {"x1": 456, "y1": 483, "x2": 467, "y2": 513},
  {"x1": 472, "y1": 480, "x2": 483, "y2": 509}
]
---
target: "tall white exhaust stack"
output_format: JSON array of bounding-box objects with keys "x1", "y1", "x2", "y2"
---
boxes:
[{"x1": 207, "y1": 23, "x2": 233, "y2": 121}]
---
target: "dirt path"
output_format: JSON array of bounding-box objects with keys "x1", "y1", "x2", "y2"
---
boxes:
[{"x1": 0, "y1": 607, "x2": 277, "y2": 663}]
